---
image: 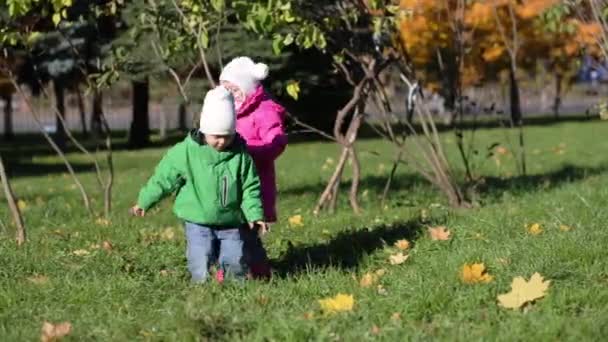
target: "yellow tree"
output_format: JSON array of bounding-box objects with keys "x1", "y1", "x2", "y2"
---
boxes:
[{"x1": 398, "y1": 0, "x2": 585, "y2": 176}]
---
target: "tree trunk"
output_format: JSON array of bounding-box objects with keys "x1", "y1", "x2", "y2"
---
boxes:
[
  {"x1": 90, "y1": 90, "x2": 103, "y2": 141},
  {"x1": 75, "y1": 86, "x2": 88, "y2": 137},
  {"x1": 553, "y1": 74, "x2": 562, "y2": 118},
  {"x1": 2, "y1": 93, "x2": 13, "y2": 141},
  {"x1": 53, "y1": 80, "x2": 67, "y2": 150},
  {"x1": 0, "y1": 154, "x2": 25, "y2": 245},
  {"x1": 508, "y1": 66, "x2": 522, "y2": 125},
  {"x1": 178, "y1": 102, "x2": 188, "y2": 132},
  {"x1": 128, "y1": 79, "x2": 150, "y2": 148}
]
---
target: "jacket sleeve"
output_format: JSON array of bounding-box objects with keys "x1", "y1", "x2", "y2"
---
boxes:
[
  {"x1": 240, "y1": 152, "x2": 264, "y2": 222},
  {"x1": 246, "y1": 102, "x2": 288, "y2": 162},
  {"x1": 137, "y1": 143, "x2": 186, "y2": 210}
]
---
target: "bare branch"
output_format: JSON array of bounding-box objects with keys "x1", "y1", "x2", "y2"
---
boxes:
[
  {"x1": 0, "y1": 154, "x2": 25, "y2": 245},
  {"x1": 6, "y1": 75, "x2": 92, "y2": 215}
]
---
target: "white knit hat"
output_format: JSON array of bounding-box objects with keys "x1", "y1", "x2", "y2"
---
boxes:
[
  {"x1": 219, "y1": 56, "x2": 269, "y2": 96},
  {"x1": 199, "y1": 87, "x2": 236, "y2": 135}
]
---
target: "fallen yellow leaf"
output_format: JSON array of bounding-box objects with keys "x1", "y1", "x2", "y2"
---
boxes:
[
  {"x1": 71, "y1": 249, "x2": 90, "y2": 256},
  {"x1": 428, "y1": 226, "x2": 451, "y2": 241},
  {"x1": 390, "y1": 312, "x2": 401, "y2": 322},
  {"x1": 288, "y1": 214, "x2": 304, "y2": 227},
  {"x1": 495, "y1": 146, "x2": 509, "y2": 155},
  {"x1": 17, "y1": 199, "x2": 28, "y2": 211},
  {"x1": 102, "y1": 240, "x2": 113, "y2": 251},
  {"x1": 375, "y1": 269, "x2": 387, "y2": 277},
  {"x1": 359, "y1": 273, "x2": 375, "y2": 288},
  {"x1": 318, "y1": 293, "x2": 354, "y2": 314},
  {"x1": 394, "y1": 239, "x2": 410, "y2": 250},
  {"x1": 389, "y1": 252, "x2": 409, "y2": 265},
  {"x1": 95, "y1": 218, "x2": 110, "y2": 226},
  {"x1": 27, "y1": 275, "x2": 49, "y2": 285},
  {"x1": 461, "y1": 263, "x2": 493, "y2": 284},
  {"x1": 527, "y1": 223, "x2": 543, "y2": 235},
  {"x1": 371, "y1": 325, "x2": 381, "y2": 335},
  {"x1": 377, "y1": 284, "x2": 388, "y2": 295},
  {"x1": 559, "y1": 224, "x2": 572, "y2": 232},
  {"x1": 160, "y1": 227, "x2": 176, "y2": 241},
  {"x1": 40, "y1": 321, "x2": 72, "y2": 342},
  {"x1": 497, "y1": 272, "x2": 550, "y2": 310}
]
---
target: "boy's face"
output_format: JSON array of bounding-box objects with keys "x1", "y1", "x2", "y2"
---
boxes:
[{"x1": 205, "y1": 134, "x2": 235, "y2": 151}]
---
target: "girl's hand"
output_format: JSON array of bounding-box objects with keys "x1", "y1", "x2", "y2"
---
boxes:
[
  {"x1": 130, "y1": 205, "x2": 145, "y2": 217},
  {"x1": 249, "y1": 221, "x2": 269, "y2": 235}
]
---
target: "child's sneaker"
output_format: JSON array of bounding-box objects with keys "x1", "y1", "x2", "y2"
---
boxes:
[
  {"x1": 215, "y1": 269, "x2": 225, "y2": 283},
  {"x1": 249, "y1": 262, "x2": 272, "y2": 280}
]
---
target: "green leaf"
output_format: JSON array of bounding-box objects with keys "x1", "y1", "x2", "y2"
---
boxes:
[
  {"x1": 272, "y1": 34, "x2": 283, "y2": 55},
  {"x1": 283, "y1": 33, "x2": 294, "y2": 46},
  {"x1": 210, "y1": 0, "x2": 224, "y2": 12},
  {"x1": 27, "y1": 31, "x2": 41, "y2": 45},
  {"x1": 286, "y1": 80, "x2": 300, "y2": 100},
  {"x1": 52, "y1": 13, "x2": 62, "y2": 26}
]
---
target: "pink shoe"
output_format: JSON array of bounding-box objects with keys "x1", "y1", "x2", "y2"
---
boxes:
[{"x1": 215, "y1": 269, "x2": 225, "y2": 283}]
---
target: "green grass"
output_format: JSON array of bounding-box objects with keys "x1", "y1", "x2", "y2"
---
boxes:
[{"x1": 1, "y1": 120, "x2": 608, "y2": 341}]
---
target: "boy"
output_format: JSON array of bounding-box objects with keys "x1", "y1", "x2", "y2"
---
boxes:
[{"x1": 130, "y1": 87, "x2": 267, "y2": 282}]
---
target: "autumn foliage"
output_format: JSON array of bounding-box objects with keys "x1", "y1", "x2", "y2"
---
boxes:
[{"x1": 397, "y1": 0, "x2": 600, "y2": 91}]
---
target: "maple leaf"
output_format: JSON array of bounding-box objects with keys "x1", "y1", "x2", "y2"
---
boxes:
[
  {"x1": 461, "y1": 263, "x2": 493, "y2": 284},
  {"x1": 389, "y1": 252, "x2": 409, "y2": 265},
  {"x1": 527, "y1": 223, "x2": 543, "y2": 235},
  {"x1": 497, "y1": 273, "x2": 550, "y2": 310},
  {"x1": 318, "y1": 294, "x2": 354, "y2": 314},
  {"x1": 394, "y1": 239, "x2": 410, "y2": 250},
  {"x1": 288, "y1": 214, "x2": 304, "y2": 227},
  {"x1": 428, "y1": 226, "x2": 451, "y2": 241},
  {"x1": 40, "y1": 321, "x2": 72, "y2": 342}
]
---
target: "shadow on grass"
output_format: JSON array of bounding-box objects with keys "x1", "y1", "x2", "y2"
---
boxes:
[
  {"x1": 280, "y1": 163, "x2": 608, "y2": 201},
  {"x1": 478, "y1": 163, "x2": 608, "y2": 199},
  {"x1": 4, "y1": 159, "x2": 96, "y2": 178},
  {"x1": 272, "y1": 219, "x2": 426, "y2": 277}
]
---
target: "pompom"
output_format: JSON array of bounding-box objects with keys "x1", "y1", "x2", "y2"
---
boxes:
[{"x1": 252, "y1": 63, "x2": 269, "y2": 80}]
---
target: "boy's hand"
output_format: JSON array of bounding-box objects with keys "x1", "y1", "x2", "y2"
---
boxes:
[
  {"x1": 130, "y1": 205, "x2": 145, "y2": 217},
  {"x1": 249, "y1": 221, "x2": 269, "y2": 235}
]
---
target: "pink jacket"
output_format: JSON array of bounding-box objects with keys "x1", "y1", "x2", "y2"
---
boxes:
[{"x1": 235, "y1": 85, "x2": 287, "y2": 222}]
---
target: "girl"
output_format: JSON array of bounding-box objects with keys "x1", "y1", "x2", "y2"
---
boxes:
[{"x1": 219, "y1": 56, "x2": 288, "y2": 279}]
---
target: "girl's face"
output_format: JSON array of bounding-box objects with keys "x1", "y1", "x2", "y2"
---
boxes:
[{"x1": 220, "y1": 81, "x2": 245, "y2": 110}]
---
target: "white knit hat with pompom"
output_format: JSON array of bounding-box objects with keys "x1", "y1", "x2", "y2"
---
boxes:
[
  {"x1": 199, "y1": 86, "x2": 236, "y2": 135},
  {"x1": 219, "y1": 56, "x2": 269, "y2": 96}
]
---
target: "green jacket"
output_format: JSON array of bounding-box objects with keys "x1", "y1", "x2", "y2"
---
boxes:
[{"x1": 137, "y1": 131, "x2": 264, "y2": 226}]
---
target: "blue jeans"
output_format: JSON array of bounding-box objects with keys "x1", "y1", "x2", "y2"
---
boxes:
[{"x1": 185, "y1": 222, "x2": 247, "y2": 283}]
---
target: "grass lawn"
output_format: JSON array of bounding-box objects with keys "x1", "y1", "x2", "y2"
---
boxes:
[{"x1": 1, "y1": 119, "x2": 608, "y2": 341}]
